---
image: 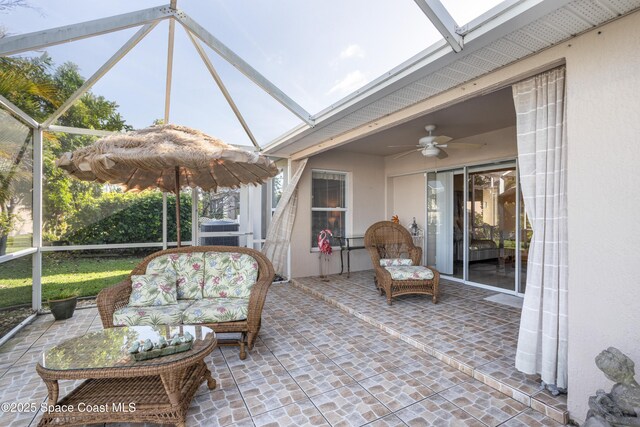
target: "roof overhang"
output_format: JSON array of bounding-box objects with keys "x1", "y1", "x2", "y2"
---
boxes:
[{"x1": 263, "y1": 0, "x2": 640, "y2": 159}]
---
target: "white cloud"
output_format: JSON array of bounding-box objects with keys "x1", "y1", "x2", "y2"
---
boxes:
[
  {"x1": 339, "y1": 44, "x2": 365, "y2": 59},
  {"x1": 327, "y1": 70, "x2": 368, "y2": 95}
]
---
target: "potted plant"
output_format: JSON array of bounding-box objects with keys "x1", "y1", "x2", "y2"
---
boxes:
[{"x1": 48, "y1": 289, "x2": 80, "y2": 320}]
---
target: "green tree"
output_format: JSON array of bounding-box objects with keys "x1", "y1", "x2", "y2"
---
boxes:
[
  {"x1": 0, "y1": 53, "x2": 60, "y2": 253},
  {"x1": 0, "y1": 54, "x2": 131, "y2": 247}
]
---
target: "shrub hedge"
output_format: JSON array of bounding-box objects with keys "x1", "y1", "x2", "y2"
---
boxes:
[{"x1": 62, "y1": 191, "x2": 192, "y2": 245}]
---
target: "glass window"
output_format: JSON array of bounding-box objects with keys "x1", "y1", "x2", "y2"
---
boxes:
[
  {"x1": 311, "y1": 171, "x2": 347, "y2": 248},
  {"x1": 198, "y1": 188, "x2": 240, "y2": 221},
  {"x1": 0, "y1": 110, "x2": 33, "y2": 255}
]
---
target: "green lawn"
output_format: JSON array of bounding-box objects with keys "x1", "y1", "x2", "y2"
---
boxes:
[{"x1": 0, "y1": 254, "x2": 142, "y2": 308}]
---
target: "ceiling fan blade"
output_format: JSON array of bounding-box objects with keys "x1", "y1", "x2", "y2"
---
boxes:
[
  {"x1": 434, "y1": 135, "x2": 452, "y2": 144},
  {"x1": 387, "y1": 144, "x2": 419, "y2": 148},
  {"x1": 437, "y1": 148, "x2": 449, "y2": 159},
  {"x1": 393, "y1": 148, "x2": 421, "y2": 160},
  {"x1": 447, "y1": 142, "x2": 485, "y2": 149}
]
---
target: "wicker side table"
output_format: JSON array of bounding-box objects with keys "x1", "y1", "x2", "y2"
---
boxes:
[{"x1": 36, "y1": 325, "x2": 217, "y2": 427}]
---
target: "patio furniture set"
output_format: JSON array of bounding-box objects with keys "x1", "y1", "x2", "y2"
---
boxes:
[
  {"x1": 34, "y1": 221, "x2": 439, "y2": 426},
  {"x1": 36, "y1": 245, "x2": 273, "y2": 426}
]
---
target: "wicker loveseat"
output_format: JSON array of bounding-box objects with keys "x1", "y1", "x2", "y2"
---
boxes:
[
  {"x1": 97, "y1": 246, "x2": 274, "y2": 359},
  {"x1": 365, "y1": 221, "x2": 440, "y2": 305}
]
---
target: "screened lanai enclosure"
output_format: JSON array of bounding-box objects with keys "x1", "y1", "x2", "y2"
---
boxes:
[
  {"x1": 0, "y1": 0, "x2": 636, "y2": 317},
  {"x1": 0, "y1": 0, "x2": 512, "y2": 316},
  {"x1": 2, "y1": 1, "x2": 640, "y2": 426}
]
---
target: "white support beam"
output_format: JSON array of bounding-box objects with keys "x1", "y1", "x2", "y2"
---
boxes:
[
  {"x1": 414, "y1": 0, "x2": 463, "y2": 52},
  {"x1": 186, "y1": 30, "x2": 261, "y2": 150},
  {"x1": 32, "y1": 129, "x2": 43, "y2": 311},
  {"x1": 164, "y1": 18, "x2": 176, "y2": 124},
  {"x1": 176, "y1": 14, "x2": 313, "y2": 125},
  {"x1": 0, "y1": 5, "x2": 171, "y2": 56},
  {"x1": 47, "y1": 125, "x2": 118, "y2": 137},
  {"x1": 42, "y1": 23, "x2": 157, "y2": 128},
  {"x1": 0, "y1": 247, "x2": 37, "y2": 264},
  {"x1": 0, "y1": 94, "x2": 39, "y2": 128}
]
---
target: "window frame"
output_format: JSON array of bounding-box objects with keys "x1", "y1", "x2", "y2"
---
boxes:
[{"x1": 310, "y1": 169, "x2": 349, "y2": 251}]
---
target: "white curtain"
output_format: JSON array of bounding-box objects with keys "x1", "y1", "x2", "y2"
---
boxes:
[
  {"x1": 262, "y1": 158, "x2": 308, "y2": 276},
  {"x1": 513, "y1": 67, "x2": 568, "y2": 390}
]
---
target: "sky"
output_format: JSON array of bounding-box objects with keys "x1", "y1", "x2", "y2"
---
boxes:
[{"x1": 1, "y1": 0, "x2": 505, "y2": 148}]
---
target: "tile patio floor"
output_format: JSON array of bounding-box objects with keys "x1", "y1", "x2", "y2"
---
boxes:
[{"x1": 0, "y1": 275, "x2": 566, "y2": 426}]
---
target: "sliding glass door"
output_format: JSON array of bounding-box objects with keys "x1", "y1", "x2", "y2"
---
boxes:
[
  {"x1": 466, "y1": 167, "x2": 517, "y2": 291},
  {"x1": 425, "y1": 162, "x2": 525, "y2": 294}
]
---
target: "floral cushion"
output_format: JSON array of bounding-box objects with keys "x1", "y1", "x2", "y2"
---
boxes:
[
  {"x1": 203, "y1": 252, "x2": 258, "y2": 299},
  {"x1": 145, "y1": 254, "x2": 174, "y2": 275},
  {"x1": 113, "y1": 301, "x2": 193, "y2": 326},
  {"x1": 182, "y1": 298, "x2": 249, "y2": 323},
  {"x1": 384, "y1": 266, "x2": 435, "y2": 281},
  {"x1": 128, "y1": 273, "x2": 178, "y2": 307},
  {"x1": 379, "y1": 258, "x2": 413, "y2": 267},
  {"x1": 146, "y1": 253, "x2": 205, "y2": 300}
]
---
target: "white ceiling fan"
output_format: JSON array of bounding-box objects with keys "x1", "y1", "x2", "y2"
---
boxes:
[{"x1": 390, "y1": 124, "x2": 483, "y2": 160}]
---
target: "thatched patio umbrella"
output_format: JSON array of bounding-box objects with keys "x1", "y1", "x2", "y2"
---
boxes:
[{"x1": 56, "y1": 124, "x2": 278, "y2": 246}]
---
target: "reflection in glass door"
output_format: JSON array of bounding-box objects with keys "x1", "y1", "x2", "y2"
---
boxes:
[
  {"x1": 426, "y1": 171, "x2": 454, "y2": 275},
  {"x1": 466, "y1": 167, "x2": 517, "y2": 291}
]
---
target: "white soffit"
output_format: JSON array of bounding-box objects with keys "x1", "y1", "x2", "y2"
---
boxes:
[{"x1": 263, "y1": 0, "x2": 640, "y2": 158}]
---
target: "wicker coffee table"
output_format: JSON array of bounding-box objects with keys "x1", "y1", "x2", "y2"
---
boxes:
[{"x1": 36, "y1": 325, "x2": 217, "y2": 427}]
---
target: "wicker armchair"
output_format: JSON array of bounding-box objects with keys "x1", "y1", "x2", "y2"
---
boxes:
[
  {"x1": 97, "y1": 246, "x2": 274, "y2": 359},
  {"x1": 365, "y1": 221, "x2": 439, "y2": 305}
]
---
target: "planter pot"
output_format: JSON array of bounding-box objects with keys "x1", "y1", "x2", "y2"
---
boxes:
[{"x1": 49, "y1": 297, "x2": 77, "y2": 320}]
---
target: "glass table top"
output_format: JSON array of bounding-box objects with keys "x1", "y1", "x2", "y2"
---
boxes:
[{"x1": 40, "y1": 325, "x2": 215, "y2": 371}]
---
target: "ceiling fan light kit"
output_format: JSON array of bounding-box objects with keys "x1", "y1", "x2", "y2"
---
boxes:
[
  {"x1": 421, "y1": 146, "x2": 440, "y2": 157},
  {"x1": 390, "y1": 124, "x2": 481, "y2": 160}
]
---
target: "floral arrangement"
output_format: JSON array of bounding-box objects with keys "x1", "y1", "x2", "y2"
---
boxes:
[
  {"x1": 317, "y1": 229, "x2": 333, "y2": 255},
  {"x1": 391, "y1": 215, "x2": 399, "y2": 224}
]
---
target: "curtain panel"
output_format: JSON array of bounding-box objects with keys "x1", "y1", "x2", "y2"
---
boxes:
[
  {"x1": 261, "y1": 158, "x2": 308, "y2": 276},
  {"x1": 512, "y1": 67, "x2": 569, "y2": 391}
]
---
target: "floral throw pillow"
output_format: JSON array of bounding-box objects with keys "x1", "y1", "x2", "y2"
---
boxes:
[
  {"x1": 145, "y1": 253, "x2": 205, "y2": 300},
  {"x1": 203, "y1": 252, "x2": 259, "y2": 299},
  {"x1": 128, "y1": 273, "x2": 178, "y2": 307},
  {"x1": 169, "y1": 252, "x2": 205, "y2": 300}
]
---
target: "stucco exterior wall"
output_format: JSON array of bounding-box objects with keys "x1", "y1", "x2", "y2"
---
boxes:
[
  {"x1": 290, "y1": 150, "x2": 385, "y2": 278},
  {"x1": 563, "y1": 12, "x2": 640, "y2": 422}
]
